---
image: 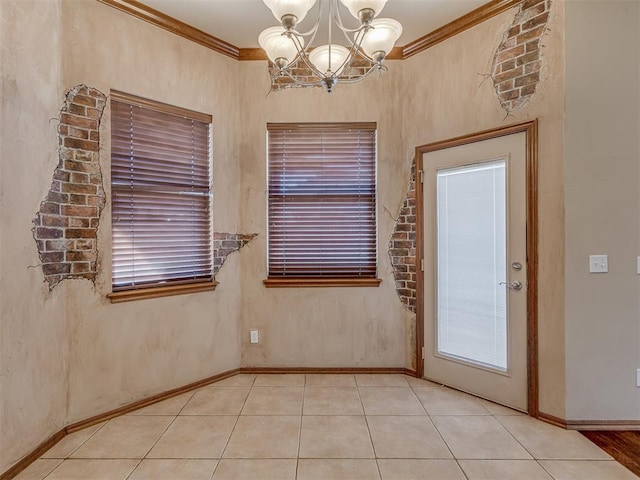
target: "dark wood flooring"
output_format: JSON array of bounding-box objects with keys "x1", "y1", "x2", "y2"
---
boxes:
[{"x1": 581, "y1": 430, "x2": 640, "y2": 477}]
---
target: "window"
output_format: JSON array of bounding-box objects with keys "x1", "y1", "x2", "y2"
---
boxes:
[
  {"x1": 265, "y1": 122, "x2": 380, "y2": 287},
  {"x1": 108, "y1": 91, "x2": 214, "y2": 302}
]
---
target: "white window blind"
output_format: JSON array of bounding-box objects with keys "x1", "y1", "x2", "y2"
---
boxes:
[
  {"x1": 110, "y1": 92, "x2": 213, "y2": 291},
  {"x1": 267, "y1": 122, "x2": 377, "y2": 278},
  {"x1": 436, "y1": 160, "x2": 507, "y2": 370}
]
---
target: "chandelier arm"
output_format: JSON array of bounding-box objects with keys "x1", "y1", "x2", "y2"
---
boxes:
[
  {"x1": 331, "y1": 0, "x2": 361, "y2": 33},
  {"x1": 348, "y1": 25, "x2": 374, "y2": 61},
  {"x1": 278, "y1": 68, "x2": 325, "y2": 87},
  {"x1": 334, "y1": 27, "x2": 375, "y2": 73},
  {"x1": 295, "y1": 0, "x2": 323, "y2": 38},
  {"x1": 338, "y1": 20, "x2": 367, "y2": 47},
  {"x1": 338, "y1": 63, "x2": 387, "y2": 84},
  {"x1": 287, "y1": 34, "x2": 328, "y2": 78},
  {"x1": 330, "y1": 41, "x2": 362, "y2": 78},
  {"x1": 320, "y1": 17, "x2": 366, "y2": 76},
  {"x1": 352, "y1": 45, "x2": 377, "y2": 63}
]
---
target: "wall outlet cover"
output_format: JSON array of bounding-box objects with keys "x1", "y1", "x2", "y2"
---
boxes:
[
  {"x1": 589, "y1": 255, "x2": 608, "y2": 273},
  {"x1": 250, "y1": 330, "x2": 259, "y2": 344}
]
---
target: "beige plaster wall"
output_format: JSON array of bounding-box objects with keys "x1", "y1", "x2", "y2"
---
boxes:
[
  {"x1": 401, "y1": 4, "x2": 567, "y2": 417},
  {"x1": 60, "y1": 1, "x2": 244, "y2": 422},
  {"x1": 237, "y1": 63, "x2": 415, "y2": 369},
  {"x1": 0, "y1": 0, "x2": 70, "y2": 472},
  {"x1": 564, "y1": 0, "x2": 640, "y2": 420}
]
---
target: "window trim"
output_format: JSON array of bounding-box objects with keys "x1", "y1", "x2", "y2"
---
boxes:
[
  {"x1": 265, "y1": 122, "x2": 381, "y2": 288},
  {"x1": 107, "y1": 281, "x2": 218, "y2": 303},
  {"x1": 263, "y1": 278, "x2": 381, "y2": 288},
  {"x1": 107, "y1": 91, "x2": 215, "y2": 302}
]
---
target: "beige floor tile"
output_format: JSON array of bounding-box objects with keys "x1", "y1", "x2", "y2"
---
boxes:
[
  {"x1": 297, "y1": 459, "x2": 381, "y2": 480},
  {"x1": 212, "y1": 459, "x2": 297, "y2": 479},
  {"x1": 359, "y1": 387, "x2": 426, "y2": 415},
  {"x1": 13, "y1": 459, "x2": 63, "y2": 480},
  {"x1": 497, "y1": 416, "x2": 612, "y2": 459},
  {"x1": 414, "y1": 387, "x2": 491, "y2": 416},
  {"x1": 45, "y1": 459, "x2": 139, "y2": 480},
  {"x1": 355, "y1": 374, "x2": 410, "y2": 387},
  {"x1": 241, "y1": 386, "x2": 303, "y2": 415},
  {"x1": 478, "y1": 398, "x2": 526, "y2": 416},
  {"x1": 378, "y1": 459, "x2": 466, "y2": 480},
  {"x1": 459, "y1": 460, "x2": 554, "y2": 479},
  {"x1": 405, "y1": 376, "x2": 443, "y2": 388},
  {"x1": 128, "y1": 459, "x2": 217, "y2": 480},
  {"x1": 213, "y1": 374, "x2": 256, "y2": 387},
  {"x1": 42, "y1": 423, "x2": 105, "y2": 458},
  {"x1": 147, "y1": 416, "x2": 236, "y2": 459},
  {"x1": 539, "y1": 460, "x2": 640, "y2": 480},
  {"x1": 303, "y1": 387, "x2": 364, "y2": 415},
  {"x1": 367, "y1": 416, "x2": 452, "y2": 459},
  {"x1": 305, "y1": 374, "x2": 356, "y2": 386},
  {"x1": 253, "y1": 373, "x2": 305, "y2": 386},
  {"x1": 432, "y1": 416, "x2": 531, "y2": 459},
  {"x1": 128, "y1": 392, "x2": 195, "y2": 416},
  {"x1": 70, "y1": 416, "x2": 174, "y2": 459},
  {"x1": 181, "y1": 386, "x2": 250, "y2": 415},
  {"x1": 222, "y1": 416, "x2": 301, "y2": 458},
  {"x1": 299, "y1": 416, "x2": 374, "y2": 458}
]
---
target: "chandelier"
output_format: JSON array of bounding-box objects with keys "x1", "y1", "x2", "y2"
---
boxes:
[{"x1": 258, "y1": 0, "x2": 403, "y2": 93}]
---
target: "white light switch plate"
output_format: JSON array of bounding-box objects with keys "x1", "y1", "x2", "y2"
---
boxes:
[
  {"x1": 250, "y1": 330, "x2": 259, "y2": 344},
  {"x1": 637, "y1": 257, "x2": 640, "y2": 275},
  {"x1": 637, "y1": 369, "x2": 640, "y2": 387},
  {"x1": 589, "y1": 255, "x2": 608, "y2": 273}
]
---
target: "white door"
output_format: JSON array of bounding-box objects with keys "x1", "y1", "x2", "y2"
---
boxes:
[{"x1": 422, "y1": 132, "x2": 528, "y2": 411}]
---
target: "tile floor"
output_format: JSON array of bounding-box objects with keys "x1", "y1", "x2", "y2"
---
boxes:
[{"x1": 15, "y1": 374, "x2": 638, "y2": 480}]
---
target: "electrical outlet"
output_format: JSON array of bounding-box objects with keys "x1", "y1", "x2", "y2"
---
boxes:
[
  {"x1": 637, "y1": 369, "x2": 640, "y2": 388},
  {"x1": 250, "y1": 330, "x2": 259, "y2": 344},
  {"x1": 589, "y1": 255, "x2": 608, "y2": 273}
]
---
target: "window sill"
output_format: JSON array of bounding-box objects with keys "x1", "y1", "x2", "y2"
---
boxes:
[
  {"x1": 107, "y1": 281, "x2": 218, "y2": 303},
  {"x1": 263, "y1": 278, "x2": 382, "y2": 288}
]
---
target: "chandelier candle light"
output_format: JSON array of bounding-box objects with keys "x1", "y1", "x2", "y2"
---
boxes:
[{"x1": 259, "y1": 0, "x2": 402, "y2": 92}]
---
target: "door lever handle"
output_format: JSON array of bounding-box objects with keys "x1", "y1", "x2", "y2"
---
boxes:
[{"x1": 499, "y1": 281, "x2": 523, "y2": 291}]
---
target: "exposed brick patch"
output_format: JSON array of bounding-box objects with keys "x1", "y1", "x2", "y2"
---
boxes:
[
  {"x1": 492, "y1": 0, "x2": 551, "y2": 112},
  {"x1": 213, "y1": 232, "x2": 258, "y2": 274},
  {"x1": 32, "y1": 85, "x2": 107, "y2": 290},
  {"x1": 268, "y1": 55, "x2": 375, "y2": 92},
  {"x1": 388, "y1": 161, "x2": 417, "y2": 313}
]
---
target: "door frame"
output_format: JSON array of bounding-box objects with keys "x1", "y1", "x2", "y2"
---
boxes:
[{"x1": 415, "y1": 120, "x2": 539, "y2": 416}]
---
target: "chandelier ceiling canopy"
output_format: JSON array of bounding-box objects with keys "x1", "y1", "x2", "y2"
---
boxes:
[{"x1": 259, "y1": 0, "x2": 403, "y2": 92}]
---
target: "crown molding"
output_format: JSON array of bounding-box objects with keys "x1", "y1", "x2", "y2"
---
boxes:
[
  {"x1": 97, "y1": 0, "x2": 240, "y2": 59},
  {"x1": 402, "y1": 0, "x2": 522, "y2": 59},
  {"x1": 237, "y1": 45, "x2": 404, "y2": 61},
  {"x1": 98, "y1": 0, "x2": 523, "y2": 62}
]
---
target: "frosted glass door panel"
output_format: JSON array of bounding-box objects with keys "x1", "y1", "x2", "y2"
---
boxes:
[{"x1": 436, "y1": 160, "x2": 507, "y2": 371}]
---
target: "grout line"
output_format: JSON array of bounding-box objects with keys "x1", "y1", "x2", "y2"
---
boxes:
[
  {"x1": 493, "y1": 413, "x2": 538, "y2": 460},
  {"x1": 51, "y1": 420, "x2": 108, "y2": 460},
  {"x1": 427, "y1": 408, "x2": 470, "y2": 480},
  {"x1": 354, "y1": 379, "x2": 383, "y2": 479},
  {"x1": 140, "y1": 415, "x2": 180, "y2": 460},
  {"x1": 295, "y1": 375, "x2": 306, "y2": 478},
  {"x1": 207, "y1": 459, "x2": 217, "y2": 480},
  {"x1": 173, "y1": 389, "x2": 198, "y2": 416},
  {"x1": 123, "y1": 458, "x2": 144, "y2": 480},
  {"x1": 37, "y1": 459, "x2": 64, "y2": 480},
  {"x1": 215, "y1": 376, "x2": 256, "y2": 468},
  {"x1": 536, "y1": 459, "x2": 559, "y2": 479}
]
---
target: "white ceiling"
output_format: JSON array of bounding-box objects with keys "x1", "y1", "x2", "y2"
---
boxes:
[{"x1": 138, "y1": 0, "x2": 488, "y2": 49}]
